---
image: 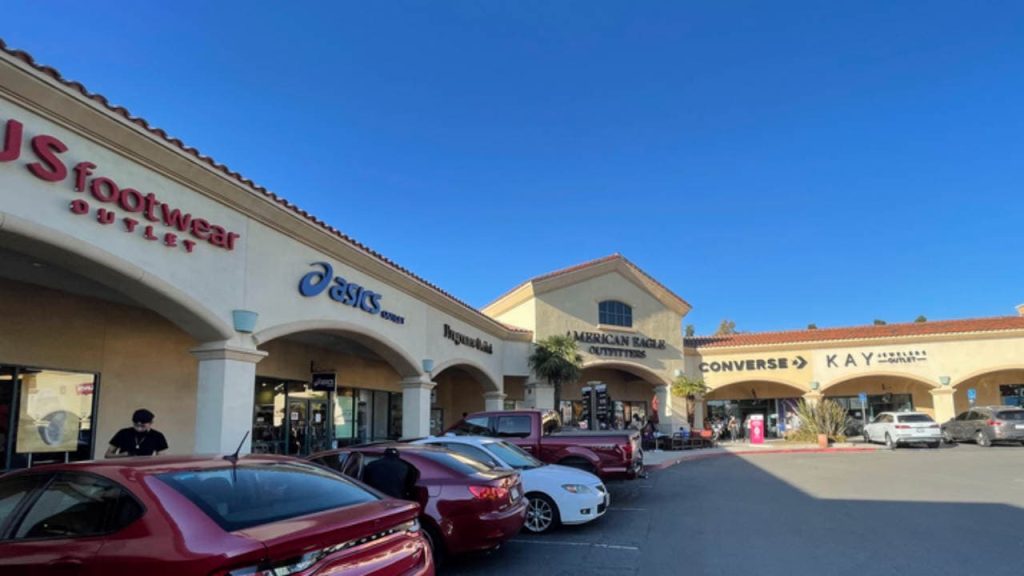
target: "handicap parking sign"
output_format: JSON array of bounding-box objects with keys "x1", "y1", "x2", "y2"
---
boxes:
[
  {"x1": 858, "y1": 392, "x2": 868, "y2": 404},
  {"x1": 967, "y1": 388, "x2": 977, "y2": 401}
]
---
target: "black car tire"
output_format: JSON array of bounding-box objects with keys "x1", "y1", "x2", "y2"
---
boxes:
[
  {"x1": 976, "y1": 431, "x2": 991, "y2": 447},
  {"x1": 524, "y1": 493, "x2": 560, "y2": 534},
  {"x1": 929, "y1": 441, "x2": 940, "y2": 449},
  {"x1": 421, "y1": 521, "x2": 445, "y2": 569}
]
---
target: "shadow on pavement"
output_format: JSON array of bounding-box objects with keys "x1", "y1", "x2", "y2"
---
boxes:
[{"x1": 445, "y1": 448, "x2": 1024, "y2": 576}]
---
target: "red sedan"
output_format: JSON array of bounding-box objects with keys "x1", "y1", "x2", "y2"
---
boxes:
[
  {"x1": 309, "y1": 444, "x2": 526, "y2": 564},
  {"x1": 0, "y1": 455, "x2": 432, "y2": 576}
]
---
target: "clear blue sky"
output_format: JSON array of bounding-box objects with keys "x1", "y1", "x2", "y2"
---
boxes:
[{"x1": 5, "y1": 2, "x2": 1022, "y2": 335}]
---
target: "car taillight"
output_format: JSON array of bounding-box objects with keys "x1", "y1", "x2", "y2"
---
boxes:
[
  {"x1": 224, "y1": 519, "x2": 420, "y2": 575},
  {"x1": 987, "y1": 420, "x2": 1003, "y2": 426},
  {"x1": 894, "y1": 425, "x2": 910, "y2": 429},
  {"x1": 469, "y1": 485, "x2": 509, "y2": 501}
]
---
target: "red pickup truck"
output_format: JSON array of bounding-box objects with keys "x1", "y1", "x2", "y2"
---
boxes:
[{"x1": 447, "y1": 410, "x2": 644, "y2": 480}]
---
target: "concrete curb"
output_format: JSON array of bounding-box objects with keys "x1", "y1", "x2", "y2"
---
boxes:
[{"x1": 645, "y1": 446, "x2": 879, "y2": 471}]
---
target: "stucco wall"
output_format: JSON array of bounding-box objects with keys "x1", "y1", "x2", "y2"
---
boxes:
[{"x1": 0, "y1": 278, "x2": 198, "y2": 455}]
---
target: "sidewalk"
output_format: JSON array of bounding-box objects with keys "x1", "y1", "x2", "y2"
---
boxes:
[{"x1": 643, "y1": 439, "x2": 880, "y2": 470}]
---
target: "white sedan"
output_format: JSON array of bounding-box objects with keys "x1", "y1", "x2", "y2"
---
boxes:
[
  {"x1": 863, "y1": 411, "x2": 942, "y2": 449},
  {"x1": 413, "y1": 435, "x2": 609, "y2": 533}
]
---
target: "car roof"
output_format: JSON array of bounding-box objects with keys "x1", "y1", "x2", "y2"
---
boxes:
[
  {"x1": 419, "y1": 436, "x2": 500, "y2": 446},
  {"x1": 310, "y1": 443, "x2": 452, "y2": 459},
  {"x1": 1, "y1": 454, "x2": 308, "y2": 478},
  {"x1": 976, "y1": 405, "x2": 1023, "y2": 411},
  {"x1": 878, "y1": 411, "x2": 929, "y2": 417}
]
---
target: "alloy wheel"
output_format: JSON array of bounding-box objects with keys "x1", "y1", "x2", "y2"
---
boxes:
[
  {"x1": 525, "y1": 495, "x2": 555, "y2": 533},
  {"x1": 885, "y1": 433, "x2": 895, "y2": 450},
  {"x1": 976, "y1": 431, "x2": 991, "y2": 447}
]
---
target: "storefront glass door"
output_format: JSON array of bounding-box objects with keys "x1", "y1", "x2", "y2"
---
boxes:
[
  {"x1": 252, "y1": 377, "x2": 333, "y2": 456},
  {"x1": 0, "y1": 365, "x2": 98, "y2": 470}
]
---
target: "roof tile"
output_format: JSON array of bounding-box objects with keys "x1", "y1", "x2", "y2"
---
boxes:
[{"x1": 685, "y1": 316, "x2": 1024, "y2": 348}]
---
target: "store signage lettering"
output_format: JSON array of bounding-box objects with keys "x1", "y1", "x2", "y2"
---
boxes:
[
  {"x1": 298, "y1": 262, "x2": 405, "y2": 325},
  {"x1": 311, "y1": 372, "x2": 337, "y2": 391},
  {"x1": 1, "y1": 117, "x2": 240, "y2": 255},
  {"x1": 569, "y1": 330, "x2": 666, "y2": 359},
  {"x1": 700, "y1": 355, "x2": 807, "y2": 373},
  {"x1": 826, "y1": 349, "x2": 928, "y2": 368},
  {"x1": 444, "y1": 324, "x2": 493, "y2": 354}
]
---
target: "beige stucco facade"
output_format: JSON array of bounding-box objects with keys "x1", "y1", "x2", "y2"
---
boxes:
[{"x1": 686, "y1": 329, "x2": 1024, "y2": 423}]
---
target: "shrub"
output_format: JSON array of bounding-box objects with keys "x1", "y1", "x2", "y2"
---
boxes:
[{"x1": 786, "y1": 399, "x2": 848, "y2": 443}]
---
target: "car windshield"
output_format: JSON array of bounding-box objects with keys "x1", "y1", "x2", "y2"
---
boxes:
[
  {"x1": 157, "y1": 462, "x2": 377, "y2": 532},
  {"x1": 897, "y1": 414, "x2": 935, "y2": 423},
  {"x1": 415, "y1": 450, "x2": 495, "y2": 475},
  {"x1": 995, "y1": 410, "x2": 1024, "y2": 421},
  {"x1": 486, "y1": 441, "x2": 543, "y2": 469}
]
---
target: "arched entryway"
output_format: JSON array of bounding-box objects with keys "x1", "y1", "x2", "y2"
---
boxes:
[
  {"x1": 821, "y1": 373, "x2": 937, "y2": 419},
  {"x1": 0, "y1": 223, "x2": 233, "y2": 470},
  {"x1": 952, "y1": 367, "x2": 1024, "y2": 414},
  {"x1": 431, "y1": 359, "x2": 501, "y2": 432},
  {"x1": 704, "y1": 380, "x2": 807, "y2": 439},
  {"x1": 558, "y1": 361, "x2": 670, "y2": 430},
  {"x1": 253, "y1": 321, "x2": 423, "y2": 453}
]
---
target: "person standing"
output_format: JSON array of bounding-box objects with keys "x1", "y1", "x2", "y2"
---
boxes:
[
  {"x1": 727, "y1": 415, "x2": 739, "y2": 443},
  {"x1": 105, "y1": 409, "x2": 168, "y2": 457}
]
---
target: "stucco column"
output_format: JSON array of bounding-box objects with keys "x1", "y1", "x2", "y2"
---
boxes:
[
  {"x1": 802, "y1": 391, "x2": 823, "y2": 405},
  {"x1": 191, "y1": 342, "x2": 268, "y2": 455},
  {"x1": 930, "y1": 388, "x2": 956, "y2": 424},
  {"x1": 693, "y1": 395, "x2": 705, "y2": 429},
  {"x1": 484, "y1": 391, "x2": 507, "y2": 412},
  {"x1": 654, "y1": 384, "x2": 672, "y2": 433},
  {"x1": 525, "y1": 381, "x2": 556, "y2": 410},
  {"x1": 401, "y1": 376, "x2": 435, "y2": 439}
]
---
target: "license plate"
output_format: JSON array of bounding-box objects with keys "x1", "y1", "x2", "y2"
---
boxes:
[
  {"x1": 1016, "y1": 425, "x2": 1024, "y2": 430},
  {"x1": 913, "y1": 429, "x2": 927, "y2": 435}
]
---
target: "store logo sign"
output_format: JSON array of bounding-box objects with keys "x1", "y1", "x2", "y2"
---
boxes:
[
  {"x1": 700, "y1": 356, "x2": 808, "y2": 373},
  {"x1": 298, "y1": 262, "x2": 405, "y2": 324},
  {"x1": 444, "y1": 324, "x2": 493, "y2": 354},
  {"x1": 825, "y1": 349, "x2": 928, "y2": 368},
  {"x1": 1, "y1": 117, "x2": 241, "y2": 255}
]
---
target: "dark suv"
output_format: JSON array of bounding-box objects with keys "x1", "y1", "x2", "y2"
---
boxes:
[{"x1": 941, "y1": 406, "x2": 1024, "y2": 446}]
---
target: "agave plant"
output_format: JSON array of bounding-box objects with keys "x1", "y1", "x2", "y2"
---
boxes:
[{"x1": 789, "y1": 399, "x2": 848, "y2": 442}]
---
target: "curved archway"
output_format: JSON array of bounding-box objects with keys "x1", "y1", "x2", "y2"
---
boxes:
[
  {"x1": 1, "y1": 215, "x2": 233, "y2": 341},
  {"x1": 432, "y1": 358, "x2": 500, "y2": 392},
  {"x1": 820, "y1": 373, "x2": 938, "y2": 417},
  {"x1": 580, "y1": 360, "x2": 671, "y2": 387},
  {"x1": 254, "y1": 319, "x2": 421, "y2": 379},
  {"x1": 950, "y1": 366, "x2": 1024, "y2": 413},
  {"x1": 705, "y1": 379, "x2": 807, "y2": 401},
  {"x1": 821, "y1": 371, "x2": 937, "y2": 394}
]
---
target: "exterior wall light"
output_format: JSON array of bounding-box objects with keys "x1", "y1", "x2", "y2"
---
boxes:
[
  {"x1": 673, "y1": 369, "x2": 684, "y2": 378},
  {"x1": 939, "y1": 376, "x2": 951, "y2": 387},
  {"x1": 421, "y1": 358, "x2": 435, "y2": 374},
  {"x1": 232, "y1": 310, "x2": 258, "y2": 333},
  {"x1": 810, "y1": 381, "x2": 820, "y2": 391}
]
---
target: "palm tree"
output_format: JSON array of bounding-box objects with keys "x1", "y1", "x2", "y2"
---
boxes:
[
  {"x1": 527, "y1": 335, "x2": 583, "y2": 410},
  {"x1": 670, "y1": 374, "x2": 710, "y2": 426}
]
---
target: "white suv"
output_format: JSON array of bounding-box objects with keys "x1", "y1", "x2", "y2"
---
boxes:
[{"x1": 863, "y1": 411, "x2": 941, "y2": 449}]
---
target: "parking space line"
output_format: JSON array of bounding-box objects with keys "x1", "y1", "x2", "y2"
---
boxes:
[{"x1": 508, "y1": 539, "x2": 640, "y2": 551}]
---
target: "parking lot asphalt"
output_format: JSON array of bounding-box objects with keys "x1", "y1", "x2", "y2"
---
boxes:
[{"x1": 445, "y1": 443, "x2": 1024, "y2": 576}]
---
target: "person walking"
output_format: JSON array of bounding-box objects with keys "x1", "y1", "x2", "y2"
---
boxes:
[
  {"x1": 727, "y1": 415, "x2": 739, "y2": 443},
  {"x1": 105, "y1": 408, "x2": 168, "y2": 457}
]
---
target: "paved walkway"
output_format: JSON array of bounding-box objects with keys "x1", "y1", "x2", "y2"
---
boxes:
[{"x1": 642, "y1": 438, "x2": 880, "y2": 469}]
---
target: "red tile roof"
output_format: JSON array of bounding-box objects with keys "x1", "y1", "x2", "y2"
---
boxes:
[
  {"x1": 0, "y1": 39, "x2": 531, "y2": 336},
  {"x1": 685, "y1": 316, "x2": 1024, "y2": 349}
]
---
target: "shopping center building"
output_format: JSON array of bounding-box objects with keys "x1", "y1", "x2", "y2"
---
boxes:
[{"x1": 2, "y1": 43, "x2": 1023, "y2": 470}]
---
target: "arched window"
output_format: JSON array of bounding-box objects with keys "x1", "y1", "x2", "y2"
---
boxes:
[{"x1": 598, "y1": 300, "x2": 632, "y2": 328}]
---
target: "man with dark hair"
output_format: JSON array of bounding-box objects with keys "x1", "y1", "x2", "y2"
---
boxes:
[
  {"x1": 361, "y1": 447, "x2": 417, "y2": 499},
  {"x1": 105, "y1": 408, "x2": 168, "y2": 457}
]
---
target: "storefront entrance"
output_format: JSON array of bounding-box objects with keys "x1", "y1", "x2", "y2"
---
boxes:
[
  {"x1": 252, "y1": 378, "x2": 333, "y2": 456},
  {"x1": 706, "y1": 399, "x2": 798, "y2": 439},
  {"x1": 0, "y1": 364, "x2": 98, "y2": 470}
]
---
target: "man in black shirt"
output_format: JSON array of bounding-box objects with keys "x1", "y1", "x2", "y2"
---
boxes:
[{"x1": 105, "y1": 408, "x2": 169, "y2": 457}]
